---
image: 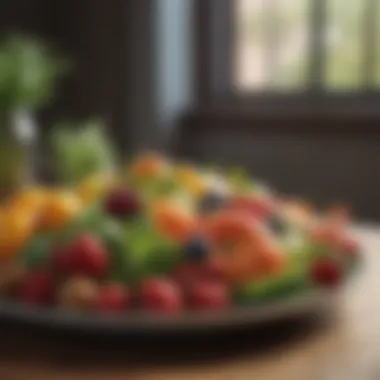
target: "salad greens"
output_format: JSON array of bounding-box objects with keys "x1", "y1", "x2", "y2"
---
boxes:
[{"x1": 50, "y1": 120, "x2": 117, "y2": 184}]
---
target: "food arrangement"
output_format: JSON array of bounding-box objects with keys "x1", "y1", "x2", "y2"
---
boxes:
[{"x1": 0, "y1": 152, "x2": 360, "y2": 316}]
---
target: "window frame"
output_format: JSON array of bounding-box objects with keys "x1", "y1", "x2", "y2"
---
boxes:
[{"x1": 195, "y1": 0, "x2": 380, "y2": 109}]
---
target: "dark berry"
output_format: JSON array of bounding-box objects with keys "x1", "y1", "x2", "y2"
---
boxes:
[
  {"x1": 105, "y1": 188, "x2": 141, "y2": 217},
  {"x1": 310, "y1": 259, "x2": 343, "y2": 287},
  {"x1": 198, "y1": 192, "x2": 227, "y2": 214},
  {"x1": 183, "y1": 236, "x2": 210, "y2": 262}
]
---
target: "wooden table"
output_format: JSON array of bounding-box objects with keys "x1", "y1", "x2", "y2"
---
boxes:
[{"x1": 0, "y1": 225, "x2": 379, "y2": 380}]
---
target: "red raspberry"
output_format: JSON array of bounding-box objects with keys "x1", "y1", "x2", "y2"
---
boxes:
[
  {"x1": 19, "y1": 270, "x2": 53, "y2": 306},
  {"x1": 310, "y1": 259, "x2": 343, "y2": 287},
  {"x1": 140, "y1": 277, "x2": 182, "y2": 315},
  {"x1": 68, "y1": 234, "x2": 109, "y2": 277},
  {"x1": 186, "y1": 280, "x2": 230, "y2": 311}
]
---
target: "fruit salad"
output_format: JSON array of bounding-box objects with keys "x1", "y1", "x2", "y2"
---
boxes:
[{"x1": 0, "y1": 153, "x2": 360, "y2": 315}]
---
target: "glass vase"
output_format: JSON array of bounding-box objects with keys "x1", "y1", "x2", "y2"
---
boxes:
[{"x1": 0, "y1": 109, "x2": 37, "y2": 199}]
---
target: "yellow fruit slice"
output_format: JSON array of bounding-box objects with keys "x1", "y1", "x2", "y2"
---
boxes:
[
  {"x1": 175, "y1": 165, "x2": 209, "y2": 198},
  {"x1": 0, "y1": 208, "x2": 36, "y2": 260},
  {"x1": 77, "y1": 172, "x2": 117, "y2": 204},
  {"x1": 129, "y1": 153, "x2": 169, "y2": 183},
  {"x1": 38, "y1": 190, "x2": 82, "y2": 231}
]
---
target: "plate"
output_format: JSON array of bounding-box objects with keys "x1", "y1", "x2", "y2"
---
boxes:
[{"x1": 0, "y1": 290, "x2": 339, "y2": 335}]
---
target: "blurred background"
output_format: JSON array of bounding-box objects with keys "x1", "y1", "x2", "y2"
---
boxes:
[{"x1": 1, "y1": 0, "x2": 380, "y2": 220}]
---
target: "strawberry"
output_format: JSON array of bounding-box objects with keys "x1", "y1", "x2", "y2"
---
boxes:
[
  {"x1": 68, "y1": 234, "x2": 109, "y2": 277},
  {"x1": 139, "y1": 277, "x2": 182, "y2": 315},
  {"x1": 186, "y1": 280, "x2": 230, "y2": 311},
  {"x1": 94, "y1": 284, "x2": 130, "y2": 313}
]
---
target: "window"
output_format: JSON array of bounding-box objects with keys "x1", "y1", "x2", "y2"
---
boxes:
[{"x1": 198, "y1": 0, "x2": 380, "y2": 99}]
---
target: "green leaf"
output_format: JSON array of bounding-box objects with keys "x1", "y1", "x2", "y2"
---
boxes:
[
  {"x1": 19, "y1": 234, "x2": 57, "y2": 269},
  {"x1": 121, "y1": 217, "x2": 180, "y2": 283},
  {"x1": 227, "y1": 167, "x2": 255, "y2": 193},
  {"x1": 0, "y1": 34, "x2": 68, "y2": 111},
  {"x1": 50, "y1": 120, "x2": 117, "y2": 184}
]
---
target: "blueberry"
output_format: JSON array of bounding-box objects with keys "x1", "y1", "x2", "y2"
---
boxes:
[
  {"x1": 198, "y1": 192, "x2": 227, "y2": 214},
  {"x1": 183, "y1": 236, "x2": 210, "y2": 262}
]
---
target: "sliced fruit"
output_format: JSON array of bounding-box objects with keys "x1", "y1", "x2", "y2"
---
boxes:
[
  {"x1": 7, "y1": 187, "x2": 48, "y2": 216},
  {"x1": 130, "y1": 152, "x2": 169, "y2": 182},
  {"x1": 151, "y1": 200, "x2": 198, "y2": 243},
  {"x1": 201, "y1": 211, "x2": 286, "y2": 284},
  {"x1": 0, "y1": 208, "x2": 36, "y2": 260},
  {"x1": 227, "y1": 195, "x2": 272, "y2": 220},
  {"x1": 175, "y1": 165, "x2": 209, "y2": 198},
  {"x1": 38, "y1": 190, "x2": 82, "y2": 231},
  {"x1": 77, "y1": 172, "x2": 117, "y2": 204}
]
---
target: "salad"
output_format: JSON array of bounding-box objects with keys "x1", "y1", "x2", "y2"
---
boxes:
[{"x1": 0, "y1": 152, "x2": 360, "y2": 315}]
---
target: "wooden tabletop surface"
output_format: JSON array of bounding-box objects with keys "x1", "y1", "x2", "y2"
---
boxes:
[{"x1": 0, "y1": 225, "x2": 379, "y2": 380}]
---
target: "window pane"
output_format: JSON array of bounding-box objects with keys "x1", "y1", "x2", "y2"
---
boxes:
[
  {"x1": 324, "y1": 0, "x2": 365, "y2": 90},
  {"x1": 234, "y1": 0, "x2": 266, "y2": 91},
  {"x1": 376, "y1": 2, "x2": 380, "y2": 86},
  {"x1": 233, "y1": 0, "x2": 310, "y2": 92},
  {"x1": 270, "y1": 0, "x2": 310, "y2": 90}
]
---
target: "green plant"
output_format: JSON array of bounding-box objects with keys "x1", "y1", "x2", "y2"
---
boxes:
[
  {"x1": 50, "y1": 120, "x2": 117, "y2": 184},
  {"x1": 0, "y1": 34, "x2": 68, "y2": 112}
]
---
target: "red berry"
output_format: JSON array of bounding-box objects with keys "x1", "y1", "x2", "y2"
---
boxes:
[
  {"x1": 105, "y1": 188, "x2": 141, "y2": 217},
  {"x1": 140, "y1": 277, "x2": 182, "y2": 315},
  {"x1": 174, "y1": 261, "x2": 225, "y2": 289},
  {"x1": 186, "y1": 280, "x2": 230, "y2": 311},
  {"x1": 68, "y1": 234, "x2": 109, "y2": 277},
  {"x1": 310, "y1": 259, "x2": 343, "y2": 287},
  {"x1": 203, "y1": 257, "x2": 226, "y2": 282},
  {"x1": 52, "y1": 245, "x2": 73, "y2": 273},
  {"x1": 94, "y1": 284, "x2": 130, "y2": 313},
  {"x1": 19, "y1": 270, "x2": 53, "y2": 306},
  {"x1": 173, "y1": 263, "x2": 204, "y2": 287}
]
